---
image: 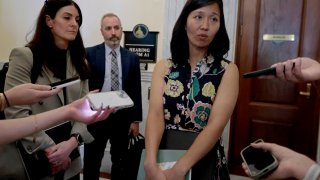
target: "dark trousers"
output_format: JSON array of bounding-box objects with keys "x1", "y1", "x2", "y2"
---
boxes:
[{"x1": 83, "y1": 117, "x2": 130, "y2": 180}]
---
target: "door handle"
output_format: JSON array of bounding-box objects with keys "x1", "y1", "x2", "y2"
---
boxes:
[{"x1": 299, "y1": 83, "x2": 311, "y2": 99}]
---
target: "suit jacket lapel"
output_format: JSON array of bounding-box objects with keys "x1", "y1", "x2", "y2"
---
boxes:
[
  {"x1": 120, "y1": 48, "x2": 129, "y2": 88},
  {"x1": 97, "y1": 43, "x2": 106, "y2": 78},
  {"x1": 65, "y1": 51, "x2": 81, "y2": 104}
]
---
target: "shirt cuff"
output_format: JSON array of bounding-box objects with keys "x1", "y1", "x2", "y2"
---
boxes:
[{"x1": 304, "y1": 164, "x2": 320, "y2": 180}]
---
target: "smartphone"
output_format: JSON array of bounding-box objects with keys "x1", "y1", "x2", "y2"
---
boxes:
[
  {"x1": 86, "y1": 90, "x2": 134, "y2": 110},
  {"x1": 243, "y1": 67, "x2": 276, "y2": 78},
  {"x1": 50, "y1": 76, "x2": 80, "y2": 89},
  {"x1": 240, "y1": 139, "x2": 278, "y2": 179}
]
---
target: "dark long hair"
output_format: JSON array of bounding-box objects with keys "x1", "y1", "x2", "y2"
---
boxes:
[
  {"x1": 26, "y1": 0, "x2": 89, "y2": 81},
  {"x1": 170, "y1": 0, "x2": 229, "y2": 65}
]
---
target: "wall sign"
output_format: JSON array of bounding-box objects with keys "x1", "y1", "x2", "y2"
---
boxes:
[{"x1": 124, "y1": 24, "x2": 158, "y2": 63}]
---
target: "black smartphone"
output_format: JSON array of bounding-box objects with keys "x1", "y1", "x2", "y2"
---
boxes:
[
  {"x1": 49, "y1": 76, "x2": 80, "y2": 89},
  {"x1": 240, "y1": 139, "x2": 278, "y2": 179},
  {"x1": 243, "y1": 67, "x2": 276, "y2": 78}
]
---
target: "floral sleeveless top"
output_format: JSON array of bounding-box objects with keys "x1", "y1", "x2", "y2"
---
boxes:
[
  {"x1": 163, "y1": 55, "x2": 230, "y2": 132},
  {"x1": 163, "y1": 55, "x2": 231, "y2": 179}
]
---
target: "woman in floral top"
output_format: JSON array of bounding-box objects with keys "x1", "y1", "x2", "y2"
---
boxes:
[{"x1": 144, "y1": 0, "x2": 239, "y2": 179}]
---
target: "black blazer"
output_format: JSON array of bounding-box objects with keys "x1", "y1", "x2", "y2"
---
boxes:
[{"x1": 86, "y1": 43, "x2": 142, "y2": 123}]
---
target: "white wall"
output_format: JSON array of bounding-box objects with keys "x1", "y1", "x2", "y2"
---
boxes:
[
  {"x1": 0, "y1": 0, "x2": 238, "y2": 62},
  {"x1": 0, "y1": 1, "x2": 42, "y2": 61},
  {"x1": 0, "y1": 0, "x2": 165, "y2": 62}
]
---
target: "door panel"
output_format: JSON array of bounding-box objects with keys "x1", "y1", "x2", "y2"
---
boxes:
[{"x1": 229, "y1": 0, "x2": 320, "y2": 176}]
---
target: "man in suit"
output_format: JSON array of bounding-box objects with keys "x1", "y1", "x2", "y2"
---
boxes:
[{"x1": 83, "y1": 13, "x2": 142, "y2": 180}]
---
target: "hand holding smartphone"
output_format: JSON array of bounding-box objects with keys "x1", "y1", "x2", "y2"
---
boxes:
[
  {"x1": 86, "y1": 90, "x2": 134, "y2": 110},
  {"x1": 240, "y1": 139, "x2": 278, "y2": 179}
]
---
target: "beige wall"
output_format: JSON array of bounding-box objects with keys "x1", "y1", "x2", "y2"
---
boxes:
[
  {"x1": 0, "y1": 0, "x2": 165, "y2": 62},
  {"x1": 0, "y1": 0, "x2": 238, "y2": 63}
]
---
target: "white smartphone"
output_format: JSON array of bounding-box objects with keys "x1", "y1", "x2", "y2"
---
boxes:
[
  {"x1": 240, "y1": 139, "x2": 278, "y2": 179},
  {"x1": 86, "y1": 90, "x2": 134, "y2": 110},
  {"x1": 50, "y1": 76, "x2": 80, "y2": 89}
]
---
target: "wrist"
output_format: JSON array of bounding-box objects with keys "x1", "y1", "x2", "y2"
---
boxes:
[
  {"x1": 296, "y1": 154, "x2": 316, "y2": 179},
  {"x1": 70, "y1": 133, "x2": 83, "y2": 146},
  {"x1": 173, "y1": 159, "x2": 190, "y2": 175},
  {"x1": 3, "y1": 92, "x2": 10, "y2": 107},
  {"x1": 303, "y1": 163, "x2": 320, "y2": 180},
  {"x1": 57, "y1": 106, "x2": 71, "y2": 125},
  {"x1": 144, "y1": 159, "x2": 159, "y2": 173},
  {"x1": 0, "y1": 93, "x2": 7, "y2": 111},
  {"x1": 144, "y1": 153, "x2": 158, "y2": 170},
  {"x1": 64, "y1": 104, "x2": 73, "y2": 119}
]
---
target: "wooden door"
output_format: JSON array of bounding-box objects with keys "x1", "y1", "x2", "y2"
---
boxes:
[{"x1": 229, "y1": 0, "x2": 320, "y2": 175}]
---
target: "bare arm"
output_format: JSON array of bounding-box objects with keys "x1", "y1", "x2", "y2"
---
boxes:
[
  {"x1": 144, "y1": 60, "x2": 167, "y2": 180},
  {"x1": 3, "y1": 83, "x2": 61, "y2": 108},
  {"x1": 0, "y1": 97, "x2": 114, "y2": 145}
]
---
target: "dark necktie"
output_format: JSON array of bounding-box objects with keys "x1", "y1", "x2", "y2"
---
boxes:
[{"x1": 110, "y1": 50, "x2": 119, "y2": 91}]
